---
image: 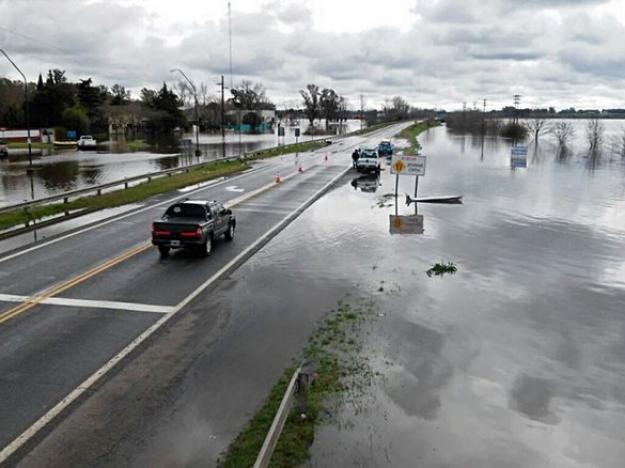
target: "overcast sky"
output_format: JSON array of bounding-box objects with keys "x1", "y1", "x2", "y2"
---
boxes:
[{"x1": 1, "y1": 0, "x2": 625, "y2": 110}]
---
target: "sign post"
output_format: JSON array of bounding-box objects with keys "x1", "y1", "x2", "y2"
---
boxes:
[{"x1": 390, "y1": 154, "x2": 427, "y2": 224}]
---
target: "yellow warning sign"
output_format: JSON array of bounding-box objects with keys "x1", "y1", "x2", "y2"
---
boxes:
[{"x1": 392, "y1": 159, "x2": 406, "y2": 174}]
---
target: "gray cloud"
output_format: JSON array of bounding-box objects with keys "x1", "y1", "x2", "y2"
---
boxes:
[{"x1": 0, "y1": 0, "x2": 624, "y2": 109}]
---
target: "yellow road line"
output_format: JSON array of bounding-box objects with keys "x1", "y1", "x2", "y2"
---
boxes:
[{"x1": 0, "y1": 242, "x2": 151, "y2": 326}]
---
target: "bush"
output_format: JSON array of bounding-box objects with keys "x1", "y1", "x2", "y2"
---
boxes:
[{"x1": 500, "y1": 122, "x2": 527, "y2": 140}]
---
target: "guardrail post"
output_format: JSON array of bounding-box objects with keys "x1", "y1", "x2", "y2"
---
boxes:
[
  {"x1": 147, "y1": 176, "x2": 151, "y2": 183},
  {"x1": 124, "y1": 179, "x2": 128, "y2": 189},
  {"x1": 295, "y1": 360, "x2": 316, "y2": 416},
  {"x1": 97, "y1": 189, "x2": 101, "y2": 196},
  {"x1": 63, "y1": 197, "x2": 68, "y2": 204}
]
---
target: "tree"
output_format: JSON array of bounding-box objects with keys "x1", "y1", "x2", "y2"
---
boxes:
[
  {"x1": 110, "y1": 84, "x2": 131, "y2": 105},
  {"x1": 320, "y1": 88, "x2": 339, "y2": 131},
  {"x1": 382, "y1": 96, "x2": 410, "y2": 121},
  {"x1": 586, "y1": 118, "x2": 604, "y2": 159},
  {"x1": 525, "y1": 118, "x2": 547, "y2": 143},
  {"x1": 61, "y1": 105, "x2": 89, "y2": 135},
  {"x1": 140, "y1": 88, "x2": 157, "y2": 107},
  {"x1": 300, "y1": 84, "x2": 320, "y2": 131},
  {"x1": 550, "y1": 121, "x2": 575, "y2": 159},
  {"x1": 231, "y1": 81, "x2": 272, "y2": 110}
]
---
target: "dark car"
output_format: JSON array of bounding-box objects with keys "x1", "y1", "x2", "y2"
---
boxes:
[
  {"x1": 151, "y1": 200, "x2": 235, "y2": 257},
  {"x1": 378, "y1": 139, "x2": 393, "y2": 157}
]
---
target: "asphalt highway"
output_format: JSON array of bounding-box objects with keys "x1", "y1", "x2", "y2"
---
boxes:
[{"x1": 0, "y1": 122, "x2": 409, "y2": 466}]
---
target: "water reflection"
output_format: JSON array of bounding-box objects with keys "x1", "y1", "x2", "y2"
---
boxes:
[
  {"x1": 38, "y1": 161, "x2": 80, "y2": 191},
  {"x1": 351, "y1": 174, "x2": 380, "y2": 193}
]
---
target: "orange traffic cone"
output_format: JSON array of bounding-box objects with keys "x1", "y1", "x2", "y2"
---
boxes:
[{"x1": 275, "y1": 174, "x2": 281, "y2": 184}]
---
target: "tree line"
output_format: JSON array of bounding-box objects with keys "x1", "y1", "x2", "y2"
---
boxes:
[{"x1": 1, "y1": 70, "x2": 423, "y2": 138}]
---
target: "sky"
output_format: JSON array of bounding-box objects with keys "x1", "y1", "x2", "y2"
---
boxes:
[{"x1": 1, "y1": 0, "x2": 625, "y2": 110}]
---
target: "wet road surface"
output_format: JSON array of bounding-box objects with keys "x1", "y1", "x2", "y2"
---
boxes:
[{"x1": 0, "y1": 122, "x2": 406, "y2": 465}]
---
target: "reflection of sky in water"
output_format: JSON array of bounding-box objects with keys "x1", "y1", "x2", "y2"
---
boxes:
[{"x1": 236, "y1": 125, "x2": 625, "y2": 467}]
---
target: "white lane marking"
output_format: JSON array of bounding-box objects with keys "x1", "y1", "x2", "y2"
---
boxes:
[
  {"x1": 0, "y1": 293, "x2": 172, "y2": 314},
  {"x1": 0, "y1": 166, "x2": 268, "y2": 265},
  {"x1": 0, "y1": 164, "x2": 351, "y2": 464},
  {"x1": 225, "y1": 185, "x2": 245, "y2": 192},
  {"x1": 234, "y1": 207, "x2": 293, "y2": 215},
  {"x1": 177, "y1": 177, "x2": 225, "y2": 193}
]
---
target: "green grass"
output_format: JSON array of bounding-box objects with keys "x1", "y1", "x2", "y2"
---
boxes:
[
  {"x1": 127, "y1": 139, "x2": 148, "y2": 151},
  {"x1": 396, "y1": 119, "x2": 439, "y2": 154},
  {"x1": 0, "y1": 159, "x2": 248, "y2": 231},
  {"x1": 350, "y1": 121, "x2": 394, "y2": 136},
  {"x1": 219, "y1": 301, "x2": 376, "y2": 468},
  {"x1": 6, "y1": 142, "x2": 54, "y2": 150},
  {"x1": 245, "y1": 140, "x2": 327, "y2": 160},
  {"x1": 426, "y1": 262, "x2": 458, "y2": 277}
]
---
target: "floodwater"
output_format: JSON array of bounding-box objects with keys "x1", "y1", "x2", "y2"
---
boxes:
[
  {"x1": 200, "y1": 122, "x2": 625, "y2": 467},
  {"x1": 0, "y1": 119, "x2": 359, "y2": 207}
]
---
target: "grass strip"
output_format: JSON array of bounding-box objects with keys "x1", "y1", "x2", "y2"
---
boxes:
[
  {"x1": 0, "y1": 159, "x2": 248, "y2": 231},
  {"x1": 245, "y1": 140, "x2": 327, "y2": 160},
  {"x1": 396, "y1": 119, "x2": 439, "y2": 154},
  {"x1": 219, "y1": 300, "x2": 376, "y2": 468},
  {"x1": 127, "y1": 139, "x2": 148, "y2": 151},
  {"x1": 6, "y1": 142, "x2": 55, "y2": 150},
  {"x1": 350, "y1": 121, "x2": 395, "y2": 136}
]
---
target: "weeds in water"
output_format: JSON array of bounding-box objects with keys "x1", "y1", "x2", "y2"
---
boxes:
[
  {"x1": 219, "y1": 299, "x2": 379, "y2": 467},
  {"x1": 426, "y1": 262, "x2": 458, "y2": 277}
]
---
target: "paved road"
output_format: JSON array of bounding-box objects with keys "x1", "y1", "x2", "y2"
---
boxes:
[{"x1": 0, "y1": 123, "x2": 408, "y2": 466}]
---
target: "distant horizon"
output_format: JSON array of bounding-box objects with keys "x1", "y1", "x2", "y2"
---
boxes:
[{"x1": 2, "y1": 0, "x2": 625, "y2": 109}]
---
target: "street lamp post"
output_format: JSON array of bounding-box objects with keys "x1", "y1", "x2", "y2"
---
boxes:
[
  {"x1": 170, "y1": 68, "x2": 201, "y2": 157},
  {"x1": 1, "y1": 49, "x2": 33, "y2": 172}
]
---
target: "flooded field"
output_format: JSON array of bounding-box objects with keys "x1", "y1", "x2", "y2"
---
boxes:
[
  {"x1": 209, "y1": 122, "x2": 625, "y2": 467},
  {"x1": 0, "y1": 119, "x2": 358, "y2": 207}
]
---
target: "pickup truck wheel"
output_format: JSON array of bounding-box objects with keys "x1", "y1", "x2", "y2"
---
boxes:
[
  {"x1": 158, "y1": 246, "x2": 170, "y2": 257},
  {"x1": 199, "y1": 235, "x2": 213, "y2": 257},
  {"x1": 225, "y1": 222, "x2": 235, "y2": 242}
]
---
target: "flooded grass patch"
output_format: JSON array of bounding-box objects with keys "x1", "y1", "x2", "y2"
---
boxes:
[
  {"x1": 426, "y1": 262, "x2": 458, "y2": 277},
  {"x1": 0, "y1": 159, "x2": 248, "y2": 231},
  {"x1": 219, "y1": 299, "x2": 378, "y2": 468}
]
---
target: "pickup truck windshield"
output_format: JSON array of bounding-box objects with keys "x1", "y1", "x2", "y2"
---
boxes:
[{"x1": 165, "y1": 204, "x2": 207, "y2": 218}]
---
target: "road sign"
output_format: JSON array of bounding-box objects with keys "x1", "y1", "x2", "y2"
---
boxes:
[
  {"x1": 278, "y1": 126, "x2": 285, "y2": 137},
  {"x1": 391, "y1": 155, "x2": 426, "y2": 176},
  {"x1": 294, "y1": 128, "x2": 300, "y2": 137},
  {"x1": 389, "y1": 214, "x2": 424, "y2": 235},
  {"x1": 511, "y1": 146, "x2": 528, "y2": 157}
]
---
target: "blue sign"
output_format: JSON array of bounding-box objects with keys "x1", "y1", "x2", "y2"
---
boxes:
[{"x1": 67, "y1": 130, "x2": 77, "y2": 139}]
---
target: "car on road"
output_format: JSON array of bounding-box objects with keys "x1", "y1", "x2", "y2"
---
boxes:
[
  {"x1": 152, "y1": 200, "x2": 236, "y2": 257},
  {"x1": 378, "y1": 139, "x2": 393, "y2": 157},
  {"x1": 356, "y1": 147, "x2": 381, "y2": 173},
  {"x1": 77, "y1": 135, "x2": 97, "y2": 149}
]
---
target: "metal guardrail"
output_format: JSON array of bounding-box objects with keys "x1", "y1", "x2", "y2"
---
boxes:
[
  {"x1": 254, "y1": 361, "x2": 315, "y2": 468},
  {"x1": 0, "y1": 136, "x2": 334, "y2": 215}
]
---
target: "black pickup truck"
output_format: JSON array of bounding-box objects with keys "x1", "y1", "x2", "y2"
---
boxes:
[{"x1": 151, "y1": 200, "x2": 235, "y2": 257}]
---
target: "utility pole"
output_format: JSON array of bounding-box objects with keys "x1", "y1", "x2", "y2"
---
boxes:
[
  {"x1": 513, "y1": 94, "x2": 521, "y2": 125},
  {"x1": 359, "y1": 94, "x2": 364, "y2": 130},
  {"x1": 219, "y1": 75, "x2": 226, "y2": 158},
  {"x1": 1, "y1": 49, "x2": 32, "y2": 172}
]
